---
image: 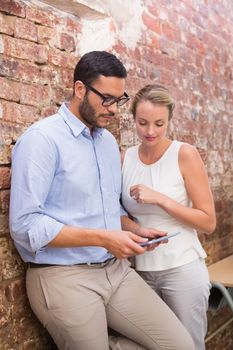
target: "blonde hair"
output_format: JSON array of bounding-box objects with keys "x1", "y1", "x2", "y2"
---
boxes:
[{"x1": 131, "y1": 84, "x2": 175, "y2": 120}]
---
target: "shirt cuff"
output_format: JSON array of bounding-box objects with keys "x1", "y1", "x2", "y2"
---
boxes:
[{"x1": 28, "y1": 216, "x2": 64, "y2": 252}]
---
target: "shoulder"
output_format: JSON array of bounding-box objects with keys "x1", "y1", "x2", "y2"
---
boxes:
[
  {"x1": 15, "y1": 115, "x2": 60, "y2": 151},
  {"x1": 102, "y1": 129, "x2": 118, "y2": 144},
  {"x1": 121, "y1": 145, "x2": 139, "y2": 167},
  {"x1": 34, "y1": 114, "x2": 63, "y2": 133},
  {"x1": 179, "y1": 143, "x2": 201, "y2": 162},
  {"x1": 101, "y1": 129, "x2": 119, "y2": 153},
  {"x1": 123, "y1": 145, "x2": 139, "y2": 157},
  {"x1": 102, "y1": 128, "x2": 116, "y2": 140},
  {"x1": 24, "y1": 114, "x2": 61, "y2": 137},
  {"x1": 178, "y1": 143, "x2": 205, "y2": 176}
]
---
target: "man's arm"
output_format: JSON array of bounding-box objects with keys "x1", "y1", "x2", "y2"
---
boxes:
[
  {"x1": 48, "y1": 224, "x2": 150, "y2": 259},
  {"x1": 10, "y1": 129, "x2": 64, "y2": 253}
]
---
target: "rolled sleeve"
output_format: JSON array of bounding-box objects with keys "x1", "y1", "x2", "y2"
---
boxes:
[
  {"x1": 9, "y1": 128, "x2": 61, "y2": 254},
  {"x1": 28, "y1": 217, "x2": 64, "y2": 252}
]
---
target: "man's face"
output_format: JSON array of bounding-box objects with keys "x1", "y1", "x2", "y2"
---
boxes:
[{"x1": 78, "y1": 75, "x2": 126, "y2": 129}]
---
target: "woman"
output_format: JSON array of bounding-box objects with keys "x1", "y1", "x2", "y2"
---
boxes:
[{"x1": 121, "y1": 84, "x2": 216, "y2": 350}]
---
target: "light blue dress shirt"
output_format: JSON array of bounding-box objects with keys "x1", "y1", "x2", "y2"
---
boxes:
[{"x1": 9, "y1": 103, "x2": 123, "y2": 264}]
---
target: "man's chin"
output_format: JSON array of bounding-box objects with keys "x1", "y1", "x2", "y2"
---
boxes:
[{"x1": 97, "y1": 118, "x2": 111, "y2": 128}]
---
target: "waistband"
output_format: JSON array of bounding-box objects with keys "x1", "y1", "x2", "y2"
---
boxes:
[{"x1": 27, "y1": 257, "x2": 117, "y2": 269}]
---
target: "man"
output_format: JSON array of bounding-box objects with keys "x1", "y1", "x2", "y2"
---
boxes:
[{"x1": 9, "y1": 51, "x2": 194, "y2": 350}]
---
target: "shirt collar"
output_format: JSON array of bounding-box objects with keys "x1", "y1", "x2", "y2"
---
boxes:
[{"x1": 58, "y1": 103, "x2": 104, "y2": 138}]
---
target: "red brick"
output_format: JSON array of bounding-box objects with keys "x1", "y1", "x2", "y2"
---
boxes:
[
  {"x1": 14, "y1": 17, "x2": 38, "y2": 42},
  {"x1": 150, "y1": 35, "x2": 160, "y2": 50},
  {"x1": 2, "y1": 250, "x2": 25, "y2": 280},
  {"x1": 11, "y1": 123, "x2": 27, "y2": 143},
  {"x1": 0, "y1": 0, "x2": 25, "y2": 18},
  {"x1": 161, "y1": 23, "x2": 180, "y2": 42},
  {"x1": 211, "y1": 59, "x2": 219, "y2": 74},
  {"x1": 142, "y1": 12, "x2": 161, "y2": 34},
  {"x1": 130, "y1": 47, "x2": 141, "y2": 61},
  {"x1": 0, "y1": 190, "x2": 10, "y2": 214},
  {"x1": 162, "y1": 55, "x2": 177, "y2": 72},
  {"x1": 41, "y1": 105, "x2": 58, "y2": 117},
  {"x1": 147, "y1": 64, "x2": 160, "y2": 81},
  {"x1": 125, "y1": 77, "x2": 146, "y2": 95},
  {"x1": 0, "y1": 56, "x2": 20, "y2": 78},
  {"x1": 0, "y1": 56, "x2": 42, "y2": 84},
  {"x1": 1, "y1": 35, "x2": 48, "y2": 64},
  {"x1": 0, "y1": 213, "x2": 9, "y2": 234},
  {"x1": 147, "y1": 4, "x2": 159, "y2": 18},
  {"x1": 0, "y1": 123, "x2": 13, "y2": 165},
  {"x1": 37, "y1": 25, "x2": 55, "y2": 44},
  {"x1": 5, "y1": 279, "x2": 26, "y2": 302},
  {"x1": 202, "y1": 32, "x2": 217, "y2": 49},
  {"x1": 66, "y1": 17, "x2": 82, "y2": 33},
  {"x1": 0, "y1": 76, "x2": 20, "y2": 102},
  {"x1": 56, "y1": 33, "x2": 75, "y2": 52},
  {"x1": 159, "y1": 37, "x2": 170, "y2": 55},
  {"x1": 40, "y1": 65, "x2": 60, "y2": 86},
  {"x1": 0, "y1": 99, "x2": 40, "y2": 124},
  {"x1": 20, "y1": 84, "x2": 51, "y2": 107},
  {"x1": 0, "y1": 168, "x2": 10, "y2": 189},
  {"x1": 60, "y1": 68, "x2": 74, "y2": 88},
  {"x1": 192, "y1": 12, "x2": 207, "y2": 29},
  {"x1": 0, "y1": 13, "x2": 15, "y2": 36},
  {"x1": 174, "y1": 1, "x2": 192, "y2": 18},
  {"x1": 135, "y1": 62, "x2": 148, "y2": 79},
  {"x1": 48, "y1": 47, "x2": 77, "y2": 69},
  {"x1": 186, "y1": 34, "x2": 206, "y2": 55},
  {"x1": 144, "y1": 48, "x2": 163, "y2": 66},
  {"x1": 0, "y1": 287, "x2": 11, "y2": 327},
  {"x1": 53, "y1": 87, "x2": 72, "y2": 105},
  {"x1": 160, "y1": 68, "x2": 174, "y2": 86},
  {"x1": 26, "y1": 6, "x2": 59, "y2": 27}
]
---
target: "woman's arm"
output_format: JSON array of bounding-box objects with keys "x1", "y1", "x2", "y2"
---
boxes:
[{"x1": 130, "y1": 144, "x2": 216, "y2": 234}]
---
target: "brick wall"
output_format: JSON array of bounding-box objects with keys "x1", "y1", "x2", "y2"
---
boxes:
[{"x1": 0, "y1": 0, "x2": 232, "y2": 349}]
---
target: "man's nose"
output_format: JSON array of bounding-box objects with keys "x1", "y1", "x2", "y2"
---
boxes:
[{"x1": 107, "y1": 102, "x2": 118, "y2": 114}]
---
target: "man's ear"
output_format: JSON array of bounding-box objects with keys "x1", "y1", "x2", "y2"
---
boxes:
[{"x1": 74, "y1": 80, "x2": 86, "y2": 100}]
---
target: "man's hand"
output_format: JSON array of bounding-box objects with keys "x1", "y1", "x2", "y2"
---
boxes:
[
  {"x1": 104, "y1": 230, "x2": 149, "y2": 259},
  {"x1": 135, "y1": 226, "x2": 168, "y2": 251},
  {"x1": 120, "y1": 215, "x2": 168, "y2": 254}
]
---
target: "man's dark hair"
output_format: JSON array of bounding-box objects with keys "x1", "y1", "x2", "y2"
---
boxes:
[{"x1": 73, "y1": 51, "x2": 127, "y2": 85}]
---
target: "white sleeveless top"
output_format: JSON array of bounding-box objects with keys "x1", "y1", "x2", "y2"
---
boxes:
[{"x1": 122, "y1": 141, "x2": 206, "y2": 271}]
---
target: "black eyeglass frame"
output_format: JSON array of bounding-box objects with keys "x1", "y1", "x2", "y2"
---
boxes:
[{"x1": 84, "y1": 83, "x2": 130, "y2": 107}]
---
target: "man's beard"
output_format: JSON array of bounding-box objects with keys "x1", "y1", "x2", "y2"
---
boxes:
[
  {"x1": 79, "y1": 94, "x2": 97, "y2": 128},
  {"x1": 79, "y1": 94, "x2": 115, "y2": 128}
]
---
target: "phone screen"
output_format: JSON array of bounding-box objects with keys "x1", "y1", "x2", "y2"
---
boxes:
[{"x1": 139, "y1": 231, "x2": 181, "y2": 247}]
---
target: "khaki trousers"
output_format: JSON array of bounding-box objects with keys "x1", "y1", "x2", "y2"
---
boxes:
[
  {"x1": 26, "y1": 259, "x2": 194, "y2": 350},
  {"x1": 138, "y1": 258, "x2": 210, "y2": 350}
]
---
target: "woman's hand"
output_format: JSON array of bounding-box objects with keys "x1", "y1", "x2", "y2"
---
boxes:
[{"x1": 130, "y1": 184, "x2": 163, "y2": 205}]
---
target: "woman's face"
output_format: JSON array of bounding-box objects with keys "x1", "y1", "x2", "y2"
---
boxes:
[{"x1": 135, "y1": 100, "x2": 170, "y2": 147}]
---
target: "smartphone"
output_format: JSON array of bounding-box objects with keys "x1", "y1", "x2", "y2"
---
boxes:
[{"x1": 139, "y1": 231, "x2": 181, "y2": 247}]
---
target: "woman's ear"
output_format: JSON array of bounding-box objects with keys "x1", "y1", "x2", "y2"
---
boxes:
[{"x1": 74, "y1": 80, "x2": 86, "y2": 100}]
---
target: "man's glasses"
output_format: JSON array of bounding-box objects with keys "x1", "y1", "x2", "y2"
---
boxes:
[{"x1": 84, "y1": 83, "x2": 130, "y2": 107}]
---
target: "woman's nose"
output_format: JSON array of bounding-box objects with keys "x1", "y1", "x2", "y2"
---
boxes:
[{"x1": 147, "y1": 125, "x2": 155, "y2": 135}]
